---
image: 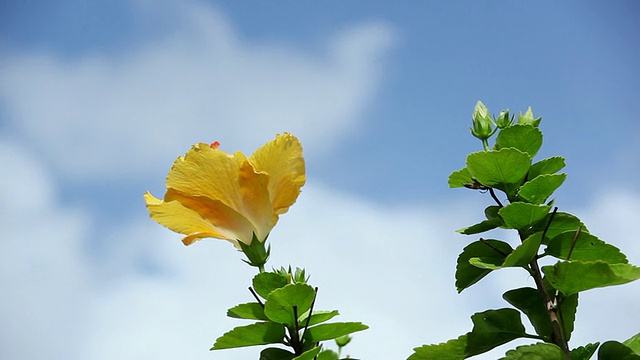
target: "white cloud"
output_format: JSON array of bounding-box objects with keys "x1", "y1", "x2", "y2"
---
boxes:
[{"x1": 0, "y1": 0, "x2": 395, "y2": 181}]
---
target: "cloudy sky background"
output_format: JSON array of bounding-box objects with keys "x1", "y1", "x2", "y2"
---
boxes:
[{"x1": 1, "y1": 1, "x2": 639, "y2": 359}]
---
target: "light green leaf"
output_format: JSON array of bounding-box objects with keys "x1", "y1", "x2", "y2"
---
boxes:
[
  {"x1": 503, "y1": 288, "x2": 552, "y2": 341},
  {"x1": 519, "y1": 173, "x2": 567, "y2": 204},
  {"x1": 624, "y1": 332, "x2": 640, "y2": 354},
  {"x1": 227, "y1": 302, "x2": 268, "y2": 321},
  {"x1": 499, "y1": 202, "x2": 551, "y2": 230},
  {"x1": 598, "y1": 340, "x2": 640, "y2": 359},
  {"x1": 495, "y1": 125, "x2": 543, "y2": 158},
  {"x1": 303, "y1": 322, "x2": 368, "y2": 343},
  {"x1": 503, "y1": 232, "x2": 543, "y2": 267},
  {"x1": 211, "y1": 322, "x2": 285, "y2": 350},
  {"x1": 542, "y1": 261, "x2": 640, "y2": 295},
  {"x1": 253, "y1": 272, "x2": 289, "y2": 299},
  {"x1": 264, "y1": 284, "x2": 316, "y2": 326},
  {"x1": 545, "y1": 231, "x2": 628, "y2": 264},
  {"x1": 466, "y1": 148, "x2": 531, "y2": 194},
  {"x1": 456, "y1": 240, "x2": 513, "y2": 292},
  {"x1": 299, "y1": 310, "x2": 340, "y2": 327},
  {"x1": 317, "y1": 349, "x2": 339, "y2": 360},
  {"x1": 466, "y1": 308, "x2": 528, "y2": 356},
  {"x1": 449, "y1": 167, "x2": 474, "y2": 188},
  {"x1": 457, "y1": 217, "x2": 503, "y2": 235},
  {"x1": 408, "y1": 335, "x2": 467, "y2": 360},
  {"x1": 499, "y1": 342, "x2": 566, "y2": 359},
  {"x1": 529, "y1": 156, "x2": 566, "y2": 179},
  {"x1": 530, "y1": 212, "x2": 587, "y2": 243},
  {"x1": 292, "y1": 346, "x2": 322, "y2": 360},
  {"x1": 571, "y1": 343, "x2": 600, "y2": 360},
  {"x1": 260, "y1": 347, "x2": 296, "y2": 360}
]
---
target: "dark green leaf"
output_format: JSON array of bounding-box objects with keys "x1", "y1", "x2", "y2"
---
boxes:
[
  {"x1": 499, "y1": 342, "x2": 566, "y2": 359},
  {"x1": 260, "y1": 347, "x2": 296, "y2": 360},
  {"x1": 254, "y1": 272, "x2": 289, "y2": 299},
  {"x1": 303, "y1": 322, "x2": 368, "y2": 343},
  {"x1": 456, "y1": 240, "x2": 513, "y2": 292},
  {"x1": 571, "y1": 343, "x2": 600, "y2": 360},
  {"x1": 466, "y1": 148, "x2": 531, "y2": 194},
  {"x1": 598, "y1": 341, "x2": 640, "y2": 360},
  {"x1": 495, "y1": 125, "x2": 543, "y2": 158},
  {"x1": 529, "y1": 156, "x2": 566, "y2": 179},
  {"x1": 227, "y1": 302, "x2": 268, "y2": 321},
  {"x1": 264, "y1": 284, "x2": 316, "y2": 326},
  {"x1": 545, "y1": 231, "x2": 628, "y2": 264},
  {"x1": 519, "y1": 174, "x2": 567, "y2": 204},
  {"x1": 466, "y1": 308, "x2": 528, "y2": 356},
  {"x1": 542, "y1": 261, "x2": 640, "y2": 295},
  {"x1": 292, "y1": 346, "x2": 322, "y2": 360},
  {"x1": 624, "y1": 332, "x2": 640, "y2": 354},
  {"x1": 499, "y1": 203, "x2": 551, "y2": 230},
  {"x1": 211, "y1": 322, "x2": 285, "y2": 350},
  {"x1": 559, "y1": 291, "x2": 578, "y2": 341},
  {"x1": 299, "y1": 310, "x2": 340, "y2": 327},
  {"x1": 457, "y1": 217, "x2": 503, "y2": 235},
  {"x1": 485, "y1": 205, "x2": 501, "y2": 219},
  {"x1": 408, "y1": 335, "x2": 467, "y2": 360},
  {"x1": 449, "y1": 167, "x2": 474, "y2": 188},
  {"x1": 503, "y1": 287, "x2": 552, "y2": 340}
]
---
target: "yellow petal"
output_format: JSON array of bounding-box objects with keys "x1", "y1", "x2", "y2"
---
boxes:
[
  {"x1": 144, "y1": 191, "x2": 253, "y2": 247},
  {"x1": 249, "y1": 133, "x2": 306, "y2": 215}
]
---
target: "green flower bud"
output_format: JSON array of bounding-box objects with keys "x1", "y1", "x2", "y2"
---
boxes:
[
  {"x1": 335, "y1": 334, "x2": 352, "y2": 347},
  {"x1": 518, "y1": 106, "x2": 542, "y2": 127},
  {"x1": 470, "y1": 100, "x2": 496, "y2": 140},
  {"x1": 495, "y1": 109, "x2": 514, "y2": 128}
]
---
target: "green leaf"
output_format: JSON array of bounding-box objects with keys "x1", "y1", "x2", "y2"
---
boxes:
[
  {"x1": 292, "y1": 346, "x2": 322, "y2": 360},
  {"x1": 571, "y1": 343, "x2": 600, "y2": 360},
  {"x1": 466, "y1": 148, "x2": 531, "y2": 194},
  {"x1": 502, "y1": 232, "x2": 543, "y2": 267},
  {"x1": 503, "y1": 287, "x2": 552, "y2": 340},
  {"x1": 499, "y1": 202, "x2": 551, "y2": 230},
  {"x1": 254, "y1": 272, "x2": 289, "y2": 299},
  {"x1": 456, "y1": 240, "x2": 513, "y2": 292},
  {"x1": 317, "y1": 349, "x2": 340, "y2": 360},
  {"x1": 466, "y1": 308, "x2": 528, "y2": 356},
  {"x1": 559, "y1": 291, "x2": 579, "y2": 341},
  {"x1": 227, "y1": 302, "x2": 268, "y2": 321},
  {"x1": 530, "y1": 212, "x2": 587, "y2": 243},
  {"x1": 485, "y1": 205, "x2": 501, "y2": 219},
  {"x1": 499, "y1": 342, "x2": 566, "y2": 359},
  {"x1": 264, "y1": 284, "x2": 316, "y2": 326},
  {"x1": 624, "y1": 332, "x2": 640, "y2": 354},
  {"x1": 519, "y1": 173, "x2": 567, "y2": 204},
  {"x1": 211, "y1": 322, "x2": 285, "y2": 350},
  {"x1": 449, "y1": 167, "x2": 474, "y2": 188},
  {"x1": 495, "y1": 125, "x2": 543, "y2": 158},
  {"x1": 457, "y1": 217, "x2": 503, "y2": 235},
  {"x1": 529, "y1": 156, "x2": 566, "y2": 179},
  {"x1": 542, "y1": 261, "x2": 640, "y2": 295},
  {"x1": 598, "y1": 341, "x2": 640, "y2": 360},
  {"x1": 260, "y1": 347, "x2": 296, "y2": 360},
  {"x1": 408, "y1": 334, "x2": 467, "y2": 360},
  {"x1": 300, "y1": 310, "x2": 340, "y2": 327},
  {"x1": 545, "y1": 231, "x2": 628, "y2": 264},
  {"x1": 303, "y1": 322, "x2": 368, "y2": 343}
]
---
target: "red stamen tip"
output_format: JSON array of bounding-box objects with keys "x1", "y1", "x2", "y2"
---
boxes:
[{"x1": 210, "y1": 141, "x2": 220, "y2": 149}]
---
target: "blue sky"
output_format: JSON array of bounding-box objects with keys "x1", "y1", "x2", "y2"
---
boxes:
[{"x1": 1, "y1": 1, "x2": 639, "y2": 359}]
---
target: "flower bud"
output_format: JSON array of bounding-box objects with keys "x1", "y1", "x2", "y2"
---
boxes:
[
  {"x1": 495, "y1": 109, "x2": 514, "y2": 128},
  {"x1": 470, "y1": 100, "x2": 496, "y2": 140},
  {"x1": 518, "y1": 106, "x2": 542, "y2": 127}
]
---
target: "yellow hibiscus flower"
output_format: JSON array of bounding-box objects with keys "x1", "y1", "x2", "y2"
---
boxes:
[{"x1": 144, "y1": 133, "x2": 305, "y2": 249}]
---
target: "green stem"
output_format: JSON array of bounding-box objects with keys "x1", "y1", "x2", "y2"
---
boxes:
[{"x1": 482, "y1": 138, "x2": 490, "y2": 151}]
